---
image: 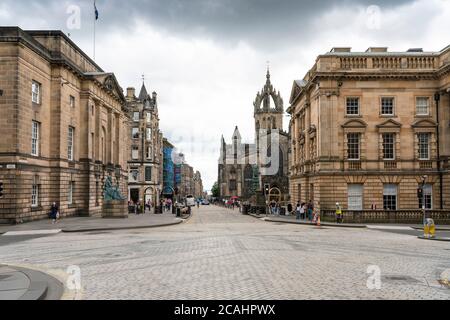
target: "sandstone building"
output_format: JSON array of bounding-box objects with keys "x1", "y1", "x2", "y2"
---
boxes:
[
  {"x1": 126, "y1": 83, "x2": 163, "y2": 207},
  {"x1": 193, "y1": 170, "x2": 204, "y2": 199},
  {"x1": 288, "y1": 46, "x2": 450, "y2": 211},
  {"x1": 0, "y1": 27, "x2": 130, "y2": 223},
  {"x1": 219, "y1": 70, "x2": 289, "y2": 203}
]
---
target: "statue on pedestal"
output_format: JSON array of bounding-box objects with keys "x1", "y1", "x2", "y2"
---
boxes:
[{"x1": 104, "y1": 176, "x2": 125, "y2": 201}]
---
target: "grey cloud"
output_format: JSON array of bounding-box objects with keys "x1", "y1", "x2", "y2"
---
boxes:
[{"x1": 4, "y1": 0, "x2": 414, "y2": 49}]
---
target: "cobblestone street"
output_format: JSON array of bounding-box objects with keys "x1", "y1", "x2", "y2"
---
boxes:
[{"x1": 0, "y1": 206, "x2": 449, "y2": 300}]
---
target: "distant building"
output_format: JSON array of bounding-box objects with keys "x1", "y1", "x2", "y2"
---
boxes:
[
  {"x1": 180, "y1": 163, "x2": 194, "y2": 198},
  {"x1": 162, "y1": 138, "x2": 175, "y2": 199},
  {"x1": 218, "y1": 70, "x2": 289, "y2": 203},
  {"x1": 193, "y1": 171, "x2": 204, "y2": 199},
  {"x1": 0, "y1": 27, "x2": 130, "y2": 223},
  {"x1": 126, "y1": 82, "x2": 163, "y2": 206},
  {"x1": 288, "y1": 46, "x2": 450, "y2": 211}
]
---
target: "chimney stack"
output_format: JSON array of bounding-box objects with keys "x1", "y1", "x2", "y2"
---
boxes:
[{"x1": 127, "y1": 87, "x2": 135, "y2": 98}]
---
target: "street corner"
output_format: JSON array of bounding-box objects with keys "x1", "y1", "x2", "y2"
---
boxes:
[{"x1": 0, "y1": 264, "x2": 65, "y2": 300}]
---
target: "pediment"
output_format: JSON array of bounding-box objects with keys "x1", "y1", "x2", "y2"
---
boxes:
[
  {"x1": 376, "y1": 119, "x2": 402, "y2": 128},
  {"x1": 289, "y1": 80, "x2": 307, "y2": 104},
  {"x1": 411, "y1": 119, "x2": 437, "y2": 128},
  {"x1": 103, "y1": 74, "x2": 125, "y2": 101},
  {"x1": 85, "y1": 72, "x2": 126, "y2": 103},
  {"x1": 341, "y1": 119, "x2": 368, "y2": 128}
]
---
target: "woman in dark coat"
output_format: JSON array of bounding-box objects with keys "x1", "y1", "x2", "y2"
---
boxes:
[{"x1": 50, "y1": 202, "x2": 59, "y2": 224}]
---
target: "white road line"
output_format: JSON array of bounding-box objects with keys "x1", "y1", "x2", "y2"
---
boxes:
[
  {"x1": 367, "y1": 226, "x2": 414, "y2": 231},
  {"x1": 2, "y1": 229, "x2": 62, "y2": 236}
]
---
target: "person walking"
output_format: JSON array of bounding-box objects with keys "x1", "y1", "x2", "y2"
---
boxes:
[
  {"x1": 295, "y1": 202, "x2": 301, "y2": 220},
  {"x1": 50, "y1": 202, "x2": 59, "y2": 224},
  {"x1": 300, "y1": 202, "x2": 306, "y2": 220},
  {"x1": 307, "y1": 200, "x2": 314, "y2": 221},
  {"x1": 270, "y1": 200, "x2": 276, "y2": 215},
  {"x1": 336, "y1": 203, "x2": 343, "y2": 224},
  {"x1": 287, "y1": 203, "x2": 293, "y2": 216}
]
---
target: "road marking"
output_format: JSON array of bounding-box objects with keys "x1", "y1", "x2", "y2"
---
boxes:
[
  {"x1": 367, "y1": 226, "x2": 414, "y2": 231},
  {"x1": 2, "y1": 230, "x2": 62, "y2": 236}
]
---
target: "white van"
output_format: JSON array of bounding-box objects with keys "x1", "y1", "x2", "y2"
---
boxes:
[{"x1": 185, "y1": 195, "x2": 196, "y2": 207}]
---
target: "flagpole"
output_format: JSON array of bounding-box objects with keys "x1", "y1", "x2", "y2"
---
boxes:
[{"x1": 94, "y1": 0, "x2": 97, "y2": 61}]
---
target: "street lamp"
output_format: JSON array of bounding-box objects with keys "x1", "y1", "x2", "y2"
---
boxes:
[{"x1": 420, "y1": 175, "x2": 428, "y2": 225}]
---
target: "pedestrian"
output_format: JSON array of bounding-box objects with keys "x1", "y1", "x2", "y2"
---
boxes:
[
  {"x1": 50, "y1": 202, "x2": 59, "y2": 224},
  {"x1": 300, "y1": 202, "x2": 306, "y2": 220},
  {"x1": 270, "y1": 200, "x2": 276, "y2": 215},
  {"x1": 137, "y1": 200, "x2": 141, "y2": 215},
  {"x1": 336, "y1": 203, "x2": 343, "y2": 224},
  {"x1": 295, "y1": 202, "x2": 301, "y2": 220},
  {"x1": 307, "y1": 200, "x2": 314, "y2": 221}
]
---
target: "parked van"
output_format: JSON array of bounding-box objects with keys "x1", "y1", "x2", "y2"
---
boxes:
[{"x1": 185, "y1": 195, "x2": 196, "y2": 207}]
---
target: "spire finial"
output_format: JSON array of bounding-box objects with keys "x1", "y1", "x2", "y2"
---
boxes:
[
  {"x1": 142, "y1": 74, "x2": 145, "y2": 83},
  {"x1": 266, "y1": 61, "x2": 270, "y2": 78}
]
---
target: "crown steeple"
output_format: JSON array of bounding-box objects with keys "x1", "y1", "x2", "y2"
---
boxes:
[{"x1": 254, "y1": 68, "x2": 283, "y2": 114}]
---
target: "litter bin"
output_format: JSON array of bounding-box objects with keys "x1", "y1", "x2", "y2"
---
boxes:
[{"x1": 176, "y1": 207, "x2": 181, "y2": 217}]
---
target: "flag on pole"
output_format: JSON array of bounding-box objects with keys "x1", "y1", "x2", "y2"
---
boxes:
[{"x1": 94, "y1": 1, "x2": 99, "y2": 20}]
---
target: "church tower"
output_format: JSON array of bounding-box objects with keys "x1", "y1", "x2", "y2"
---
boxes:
[{"x1": 253, "y1": 68, "x2": 284, "y2": 133}]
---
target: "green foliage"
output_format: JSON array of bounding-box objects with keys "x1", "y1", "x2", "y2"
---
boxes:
[{"x1": 211, "y1": 181, "x2": 220, "y2": 198}]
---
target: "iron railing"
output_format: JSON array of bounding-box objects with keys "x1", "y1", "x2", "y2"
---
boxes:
[{"x1": 320, "y1": 209, "x2": 450, "y2": 224}]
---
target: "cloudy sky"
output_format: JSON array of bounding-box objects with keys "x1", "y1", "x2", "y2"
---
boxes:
[{"x1": 1, "y1": 0, "x2": 449, "y2": 190}]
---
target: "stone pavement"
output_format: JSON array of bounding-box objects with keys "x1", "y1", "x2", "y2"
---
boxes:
[
  {"x1": 0, "y1": 211, "x2": 186, "y2": 234},
  {"x1": 0, "y1": 205, "x2": 449, "y2": 300},
  {"x1": 0, "y1": 265, "x2": 63, "y2": 300}
]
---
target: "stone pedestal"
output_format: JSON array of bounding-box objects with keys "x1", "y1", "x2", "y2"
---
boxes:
[{"x1": 102, "y1": 200, "x2": 128, "y2": 219}]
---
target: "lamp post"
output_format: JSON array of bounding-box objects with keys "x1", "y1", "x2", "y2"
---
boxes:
[{"x1": 420, "y1": 175, "x2": 428, "y2": 226}]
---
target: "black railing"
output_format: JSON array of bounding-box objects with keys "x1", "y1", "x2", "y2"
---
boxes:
[{"x1": 320, "y1": 210, "x2": 450, "y2": 224}]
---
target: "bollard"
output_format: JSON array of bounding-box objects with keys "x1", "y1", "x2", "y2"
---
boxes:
[{"x1": 424, "y1": 218, "x2": 436, "y2": 239}]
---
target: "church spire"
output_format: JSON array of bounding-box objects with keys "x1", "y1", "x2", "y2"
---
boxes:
[
  {"x1": 138, "y1": 74, "x2": 148, "y2": 101},
  {"x1": 266, "y1": 62, "x2": 271, "y2": 84}
]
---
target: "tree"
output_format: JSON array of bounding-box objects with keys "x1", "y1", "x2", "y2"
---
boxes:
[{"x1": 211, "y1": 181, "x2": 220, "y2": 198}]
